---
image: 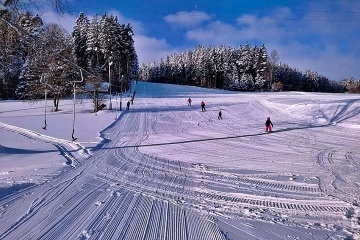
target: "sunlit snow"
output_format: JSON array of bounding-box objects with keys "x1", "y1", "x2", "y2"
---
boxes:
[{"x1": 0, "y1": 82, "x2": 359, "y2": 239}]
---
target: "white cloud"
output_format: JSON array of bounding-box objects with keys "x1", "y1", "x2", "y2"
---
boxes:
[
  {"x1": 164, "y1": 10, "x2": 211, "y2": 28},
  {"x1": 184, "y1": 8, "x2": 293, "y2": 46},
  {"x1": 236, "y1": 14, "x2": 291, "y2": 42},
  {"x1": 134, "y1": 35, "x2": 177, "y2": 64},
  {"x1": 41, "y1": 8, "x2": 77, "y2": 33},
  {"x1": 186, "y1": 21, "x2": 241, "y2": 45},
  {"x1": 276, "y1": 43, "x2": 359, "y2": 80},
  {"x1": 184, "y1": 13, "x2": 290, "y2": 46}
]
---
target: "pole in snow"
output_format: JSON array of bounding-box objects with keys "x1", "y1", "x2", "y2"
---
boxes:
[
  {"x1": 43, "y1": 85, "x2": 47, "y2": 130},
  {"x1": 120, "y1": 74, "x2": 123, "y2": 111},
  {"x1": 115, "y1": 92, "x2": 120, "y2": 120},
  {"x1": 108, "y1": 61, "x2": 113, "y2": 110},
  {"x1": 40, "y1": 74, "x2": 48, "y2": 130},
  {"x1": 72, "y1": 69, "x2": 84, "y2": 141}
]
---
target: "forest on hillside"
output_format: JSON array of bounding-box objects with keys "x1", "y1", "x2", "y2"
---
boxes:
[{"x1": 139, "y1": 45, "x2": 360, "y2": 93}]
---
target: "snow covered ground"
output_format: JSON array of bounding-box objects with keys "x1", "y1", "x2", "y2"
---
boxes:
[{"x1": 0, "y1": 82, "x2": 359, "y2": 239}]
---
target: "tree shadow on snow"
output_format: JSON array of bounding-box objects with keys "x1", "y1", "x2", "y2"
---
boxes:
[
  {"x1": 0, "y1": 144, "x2": 59, "y2": 155},
  {"x1": 101, "y1": 123, "x2": 331, "y2": 150},
  {"x1": 317, "y1": 98, "x2": 360, "y2": 124}
]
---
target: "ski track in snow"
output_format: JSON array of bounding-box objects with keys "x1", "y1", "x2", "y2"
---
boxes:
[
  {"x1": 0, "y1": 82, "x2": 359, "y2": 239},
  {"x1": 0, "y1": 122, "x2": 91, "y2": 167}
]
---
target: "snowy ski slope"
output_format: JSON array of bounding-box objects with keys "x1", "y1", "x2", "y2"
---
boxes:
[{"x1": 0, "y1": 82, "x2": 359, "y2": 239}]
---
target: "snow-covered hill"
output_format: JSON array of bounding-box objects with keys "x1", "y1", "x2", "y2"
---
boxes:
[{"x1": 0, "y1": 82, "x2": 359, "y2": 239}]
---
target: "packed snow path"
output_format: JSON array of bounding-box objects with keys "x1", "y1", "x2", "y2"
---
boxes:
[{"x1": 0, "y1": 82, "x2": 359, "y2": 239}]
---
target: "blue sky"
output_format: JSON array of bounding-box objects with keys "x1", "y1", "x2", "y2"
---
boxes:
[{"x1": 43, "y1": 0, "x2": 360, "y2": 81}]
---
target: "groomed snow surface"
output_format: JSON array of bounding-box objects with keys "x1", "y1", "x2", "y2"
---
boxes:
[{"x1": 0, "y1": 82, "x2": 359, "y2": 240}]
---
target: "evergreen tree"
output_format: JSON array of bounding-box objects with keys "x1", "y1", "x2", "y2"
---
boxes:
[
  {"x1": 99, "y1": 13, "x2": 116, "y2": 67},
  {"x1": 86, "y1": 14, "x2": 102, "y2": 71},
  {"x1": 71, "y1": 13, "x2": 138, "y2": 105},
  {"x1": 254, "y1": 44, "x2": 268, "y2": 90},
  {"x1": 15, "y1": 12, "x2": 44, "y2": 99},
  {"x1": 72, "y1": 12, "x2": 89, "y2": 70},
  {"x1": 0, "y1": 11, "x2": 23, "y2": 99},
  {"x1": 16, "y1": 22, "x2": 75, "y2": 105}
]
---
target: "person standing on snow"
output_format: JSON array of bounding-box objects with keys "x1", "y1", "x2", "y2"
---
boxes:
[
  {"x1": 201, "y1": 101, "x2": 206, "y2": 112},
  {"x1": 127, "y1": 100, "x2": 131, "y2": 110},
  {"x1": 265, "y1": 117, "x2": 273, "y2": 132},
  {"x1": 187, "y1": 98, "x2": 192, "y2": 106},
  {"x1": 218, "y1": 110, "x2": 222, "y2": 120}
]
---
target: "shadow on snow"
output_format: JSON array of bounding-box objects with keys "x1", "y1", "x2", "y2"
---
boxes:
[{"x1": 100, "y1": 123, "x2": 331, "y2": 150}]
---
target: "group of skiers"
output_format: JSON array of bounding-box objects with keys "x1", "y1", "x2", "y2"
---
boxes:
[
  {"x1": 126, "y1": 94, "x2": 274, "y2": 132},
  {"x1": 188, "y1": 97, "x2": 274, "y2": 132}
]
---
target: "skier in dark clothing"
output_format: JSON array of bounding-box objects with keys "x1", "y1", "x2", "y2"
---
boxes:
[
  {"x1": 127, "y1": 100, "x2": 130, "y2": 110},
  {"x1": 187, "y1": 98, "x2": 192, "y2": 106},
  {"x1": 265, "y1": 117, "x2": 273, "y2": 132},
  {"x1": 218, "y1": 111, "x2": 222, "y2": 120},
  {"x1": 201, "y1": 101, "x2": 206, "y2": 112}
]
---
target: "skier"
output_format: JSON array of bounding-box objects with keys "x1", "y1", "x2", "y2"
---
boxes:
[
  {"x1": 218, "y1": 110, "x2": 222, "y2": 120},
  {"x1": 265, "y1": 117, "x2": 273, "y2": 132},
  {"x1": 187, "y1": 97, "x2": 192, "y2": 106},
  {"x1": 127, "y1": 100, "x2": 131, "y2": 110},
  {"x1": 201, "y1": 101, "x2": 206, "y2": 112},
  {"x1": 132, "y1": 90, "x2": 136, "y2": 103}
]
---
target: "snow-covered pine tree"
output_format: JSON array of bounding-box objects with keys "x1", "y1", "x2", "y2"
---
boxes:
[
  {"x1": 15, "y1": 12, "x2": 44, "y2": 99},
  {"x1": 99, "y1": 13, "x2": 114, "y2": 67},
  {"x1": 303, "y1": 70, "x2": 330, "y2": 92},
  {"x1": 17, "y1": 22, "x2": 75, "y2": 103},
  {"x1": 139, "y1": 43, "x2": 271, "y2": 92},
  {"x1": 86, "y1": 14, "x2": 103, "y2": 71},
  {"x1": 0, "y1": 11, "x2": 23, "y2": 98},
  {"x1": 119, "y1": 23, "x2": 136, "y2": 88},
  {"x1": 184, "y1": 50, "x2": 196, "y2": 86},
  {"x1": 108, "y1": 15, "x2": 124, "y2": 91},
  {"x1": 254, "y1": 44, "x2": 268, "y2": 90},
  {"x1": 72, "y1": 12, "x2": 89, "y2": 70},
  {"x1": 232, "y1": 45, "x2": 246, "y2": 90},
  {"x1": 192, "y1": 45, "x2": 206, "y2": 86},
  {"x1": 212, "y1": 45, "x2": 226, "y2": 89},
  {"x1": 111, "y1": 15, "x2": 123, "y2": 65},
  {"x1": 221, "y1": 46, "x2": 234, "y2": 89}
]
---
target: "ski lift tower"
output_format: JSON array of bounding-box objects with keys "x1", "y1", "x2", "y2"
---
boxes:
[
  {"x1": 71, "y1": 69, "x2": 84, "y2": 141},
  {"x1": 40, "y1": 74, "x2": 51, "y2": 130},
  {"x1": 120, "y1": 74, "x2": 123, "y2": 111},
  {"x1": 108, "y1": 61, "x2": 113, "y2": 110}
]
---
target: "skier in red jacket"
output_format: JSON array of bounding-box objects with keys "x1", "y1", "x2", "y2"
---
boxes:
[{"x1": 201, "y1": 101, "x2": 206, "y2": 112}]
